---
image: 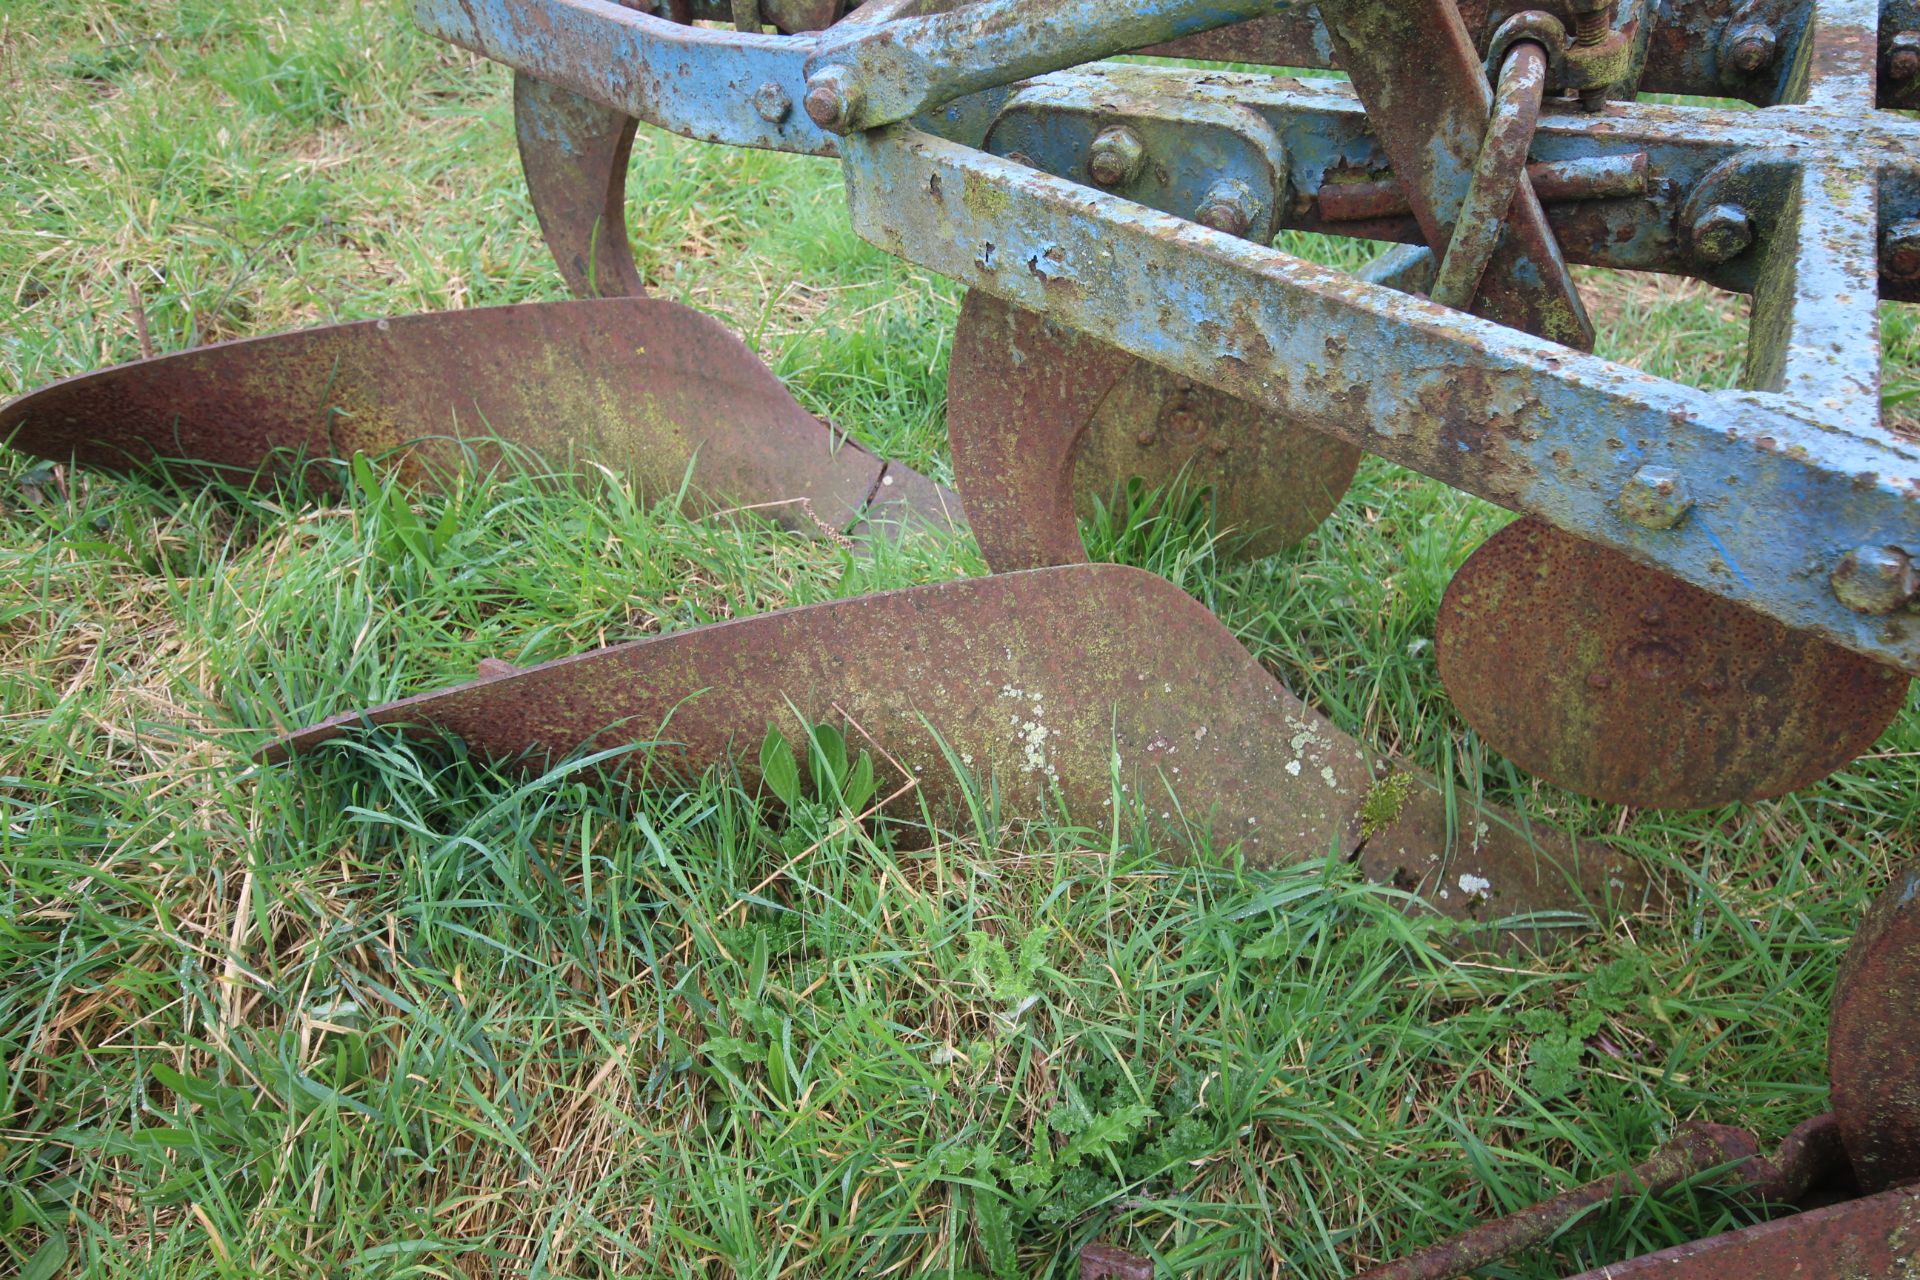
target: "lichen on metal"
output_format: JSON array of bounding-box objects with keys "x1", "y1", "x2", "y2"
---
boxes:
[{"x1": 265, "y1": 565, "x2": 1648, "y2": 934}]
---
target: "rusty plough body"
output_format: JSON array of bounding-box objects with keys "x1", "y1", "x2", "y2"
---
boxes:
[{"x1": 6, "y1": 0, "x2": 1920, "y2": 1271}]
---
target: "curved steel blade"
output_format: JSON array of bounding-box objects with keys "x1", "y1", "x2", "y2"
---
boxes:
[
  {"x1": 1436, "y1": 517, "x2": 1909, "y2": 808},
  {"x1": 0, "y1": 298, "x2": 963, "y2": 539},
  {"x1": 266, "y1": 564, "x2": 1648, "y2": 932},
  {"x1": 947, "y1": 291, "x2": 1360, "y2": 569},
  {"x1": 1829, "y1": 860, "x2": 1920, "y2": 1194},
  {"x1": 515, "y1": 73, "x2": 646, "y2": 299}
]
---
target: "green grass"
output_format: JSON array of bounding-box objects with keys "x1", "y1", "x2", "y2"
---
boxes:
[{"x1": 2, "y1": 4, "x2": 1917, "y2": 1277}]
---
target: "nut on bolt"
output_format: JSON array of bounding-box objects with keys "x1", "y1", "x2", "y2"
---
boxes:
[
  {"x1": 1691, "y1": 203, "x2": 1752, "y2": 264},
  {"x1": 1831, "y1": 545, "x2": 1918, "y2": 615},
  {"x1": 1619, "y1": 466, "x2": 1693, "y2": 530},
  {"x1": 1196, "y1": 181, "x2": 1254, "y2": 238},
  {"x1": 1888, "y1": 31, "x2": 1920, "y2": 83},
  {"x1": 1087, "y1": 126, "x2": 1146, "y2": 189},
  {"x1": 1564, "y1": 0, "x2": 1625, "y2": 109},
  {"x1": 752, "y1": 81, "x2": 792, "y2": 124},
  {"x1": 1723, "y1": 22, "x2": 1777, "y2": 75},
  {"x1": 802, "y1": 67, "x2": 863, "y2": 134},
  {"x1": 1884, "y1": 218, "x2": 1920, "y2": 282}
]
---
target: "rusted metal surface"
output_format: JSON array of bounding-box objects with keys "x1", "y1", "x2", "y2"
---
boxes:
[
  {"x1": 1743, "y1": 1112, "x2": 1854, "y2": 1205},
  {"x1": 1829, "y1": 860, "x2": 1920, "y2": 1195},
  {"x1": 800, "y1": 0, "x2": 1294, "y2": 133},
  {"x1": 661, "y1": 0, "x2": 848, "y2": 32},
  {"x1": 1317, "y1": 0, "x2": 1593, "y2": 350},
  {"x1": 1363, "y1": 1126, "x2": 1912, "y2": 1280},
  {"x1": 1430, "y1": 40, "x2": 1550, "y2": 311},
  {"x1": 1435, "y1": 518, "x2": 1910, "y2": 809},
  {"x1": 1347, "y1": 861, "x2": 1920, "y2": 1278},
  {"x1": 1141, "y1": 0, "x2": 1841, "y2": 106},
  {"x1": 917, "y1": 59, "x2": 1920, "y2": 303},
  {"x1": 414, "y1": 0, "x2": 840, "y2": 158},
  {"x1": 267, "y1": 564, "x2": 1648, "y2": 929},
  {"x1": 840, "y1": 122, "x2": 1920, "y2": 676},
  {"x1": 514, "y1": 73, "x2": 646, "y2": 298},
  {"x1": 948, "y1": 291, "x2": 1360, "y2": 566},
  {"x1": 1316, "y1": 153, "x2": 1648, "y2": 224},
  {"x1": 760, "y1": 0, "x2": 844, "y2": 32},
  {"x1": 1087, "y1": 1113, "x2": 1854, "y2": 1280},
  {"x1": 1742, "y1": 10, "x2": 1886, "y2": 439},
  {"x1": 1352, "y1": 1124, "x2": 1770, "y2": 1280},
  {"x1": 1079, "y1": 1242, "x2": 1154, "y2": 1280},
  {"x1": 0, "y1": 299, "x2": 963, "y2": 540},
  {"x1": 980, "y1": 77, "x2": 1291, "y2": 246},
  {"x1": 1560, "y1": 1182, "x2": 1920, "y2": 1278}
]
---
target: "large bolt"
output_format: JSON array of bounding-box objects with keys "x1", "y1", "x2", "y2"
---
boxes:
[
  {"x1": 1889, "y1": 31, "x2": 1920, "y2": 82},
  {"x1": 1196, "y1": 181, "x2": 1254, "y2": 238},
  {"x1": 1691, "y1": 203, "x2": 1752, "y2": 263},
  {"x1": 1569, "y1": 0, "x2": 1616, "y2": 109},
  {"x1": 752, "y1": 81, "x2": 792, "y2": 124},
  {"x1": 802, "y1": 67, "x2": 863, "y2": 134},
  {"x1": 1832, "y1": 545, "x2": 1918, "y2": 615},
  {"x1": 1618, "y1": 465, "x2": 1694, "y2": 530},
  {"x1": 1087, "y1": 126, "x2": 1146, "y2": 188},
  {"x1": 1884, "y1": 218, "x2": 1920, "y2": 281},
  {"x1": 1724, "y1": 22, "x2": 1778, "y2": 75},
  {"x1": 1568, "y1": 0, "x2": 1610, "y2": 43}
]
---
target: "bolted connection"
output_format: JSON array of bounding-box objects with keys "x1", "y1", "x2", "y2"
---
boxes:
[
  {"x1": 1723, "y1": 22, "x2": 1777, "y2": 75},
  {"x1": 1086, "y1": 126, "x2": 1146, "y2": 188},
  {"x1": 1884, "y1": 219, "x2": 1920, "y2": 282},
  {"x1": 1618, "y1": 466, "x2": 1693, "y2": 530},
  {"x1": 1691, "y1": 203, "x2": 1752, "y2": 263},
  {"x1": 1831, "y1": 546, "x2": 1918, "y2": 616},
  {"x1": 752, "y1": 81, "x2": 792, "y2": 124},
  {"x1": 1565, "y1": 0, "x2": 1620, "y2": 108},
  {"x1": 1196, "y1": 181, "x2": 1254, "y2": 238},
  {"x1": 1889, "y1": 31, "x2": 1920, "y2": 82},
  {"x1": 802, "y1": 67, "x2": 863, "y2": 134}
]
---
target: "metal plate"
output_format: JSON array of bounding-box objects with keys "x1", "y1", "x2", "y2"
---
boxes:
[
  {"x1": 515, "y1": 73, "x2": 646, "y2": 299},
  {"x1": 948, "y1": 290, "x2": 1359, "y2": 568},
  {"x1": 1829, "y1": 860, "x2": 1920, "y2": 1194},
  {"x1": 1436, "y1": 517, "x2": 1910, "y2": 808},
  {"x1": 0, "y1": 298, "x2": 962, "y2": 539},
  {"x1": 1559, "y1": 1182, "x2": 1920, "y2": 1279},
  {"x1": 267, "y1": 564, "x2": 1648, "y2": 930}
]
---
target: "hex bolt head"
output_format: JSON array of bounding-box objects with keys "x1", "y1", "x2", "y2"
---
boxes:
[
  {"x1": 1724, "y1": 23, "x2": 1778, "y2": 75},
  {"x1": 1618, "y1": 466, "x2": 1694, "y2": 530},
  {"x1": 1884, "y1": 218, "x2": 1920, "y2": 282},
  {"x1": 1691, "y1": 203, "x2": 1753, "y2": 264},
  {"x1": 802, "y1": 69, "x2": 863, "y2": 134},
  {"x1": 752, "y1": 81, "x2": 792, "y2": 124},
  {"x1": 1196, "y1": 181, "x2": 1254, "y2": 238},
  {"x1": 1086, "y1": 126, "x2": 1146, "y2": 188},
  {"x1": 1889, "y1": 31, "x2": 1920, "y2": 82},
  {"x1": 1831, "y1": 545, "x2": 1919, "y2": 615}
]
